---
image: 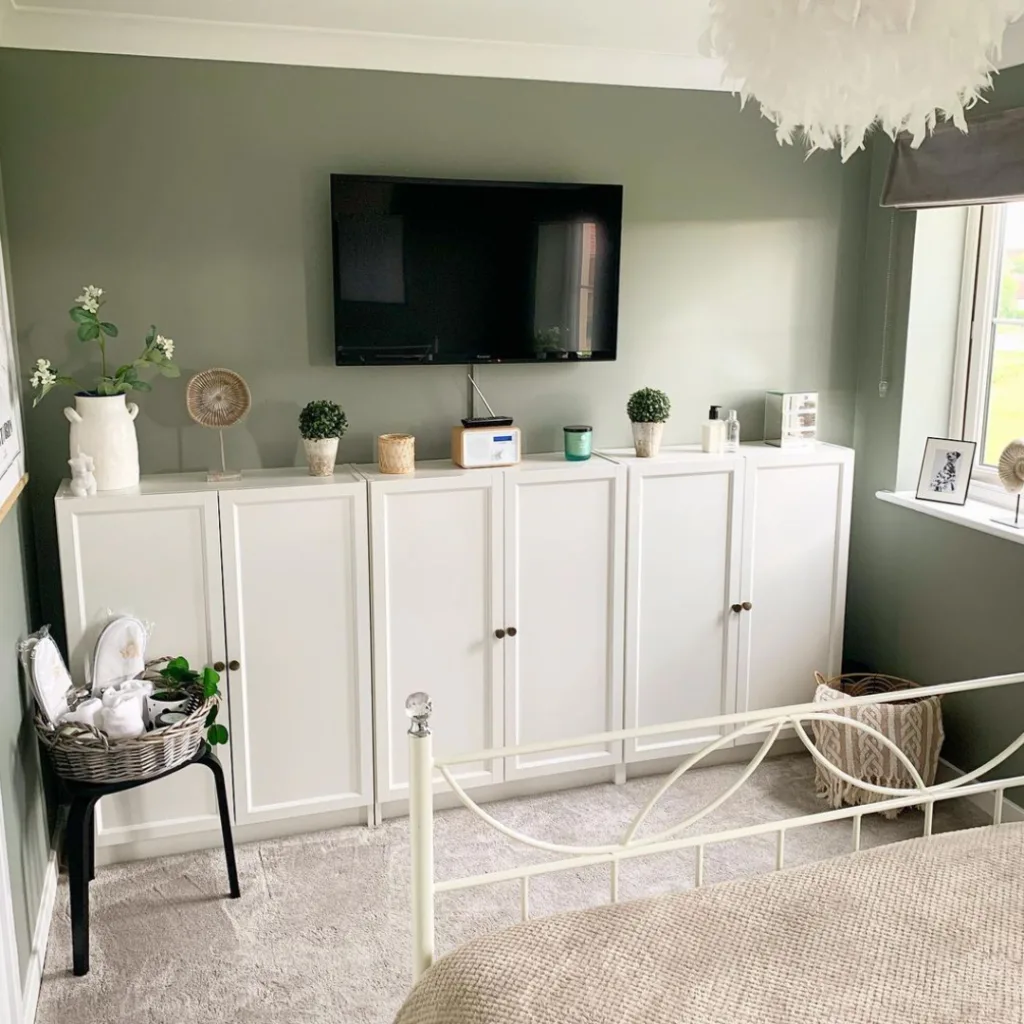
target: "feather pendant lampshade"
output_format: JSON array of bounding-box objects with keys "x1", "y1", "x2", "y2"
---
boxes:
[{"x1": 705, "y1": 0, "x2": 1024, "y2": 161}]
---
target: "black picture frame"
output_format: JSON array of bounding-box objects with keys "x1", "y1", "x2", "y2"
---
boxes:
[{"x1": 915, "y1": 437, "x2": 978, "y2": 506}]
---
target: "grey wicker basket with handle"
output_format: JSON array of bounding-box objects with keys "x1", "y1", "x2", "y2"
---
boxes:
[{"x1": 36, "y1": 663, "x2": 217, "y2": 784}]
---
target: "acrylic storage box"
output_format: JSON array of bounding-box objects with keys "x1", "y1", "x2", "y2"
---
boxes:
[{"x1": 764, "y1": 391, "x2": 818, "y2": 448}]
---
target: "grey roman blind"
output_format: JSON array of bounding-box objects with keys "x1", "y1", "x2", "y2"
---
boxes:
[{"x1": 881, "y1": 106, "x2": 1024, "y2": 209}]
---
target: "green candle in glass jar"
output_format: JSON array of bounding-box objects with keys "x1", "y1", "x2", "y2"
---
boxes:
[{"x1": 564, "y1": 425, "x2": 593, "y2": 461}]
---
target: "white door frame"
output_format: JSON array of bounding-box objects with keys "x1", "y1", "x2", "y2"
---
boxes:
[{"x1": 0, "y1": 777, "x2": 24, "y2": 1024}]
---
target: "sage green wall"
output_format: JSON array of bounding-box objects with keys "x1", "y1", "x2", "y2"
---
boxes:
[
  {"x1": 0, "y1": 49, "x2": 869, "y2": 636},
  {"x1": 845, "y1": 68, "x2": 1024, "y2": 780},
  {"x1": 0, "y1": 502, "x2": 49, "y2": 983},
  {"x1": 0, "y1": 159, "x2": 49, "y2": 986}
]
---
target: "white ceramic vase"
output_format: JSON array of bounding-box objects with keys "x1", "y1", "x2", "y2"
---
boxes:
[
  {"x1": 632, "y1": 421, "x2": 665, "y2": 458},
  {"x1": 64, "y1": 394, "x2": 140, "y2": 491},
  {"x1": 304, "y1": 437, "x2": 339, "y2": 477}
]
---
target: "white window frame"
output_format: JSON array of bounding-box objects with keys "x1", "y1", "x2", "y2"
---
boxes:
[{"x1": 950, "y1": 203, "x2": 1021, "y2": 503}]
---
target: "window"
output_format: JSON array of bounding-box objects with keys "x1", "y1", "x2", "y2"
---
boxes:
[{"x1": 957, "y1": 202, "x2": 1024, "y2": 481}]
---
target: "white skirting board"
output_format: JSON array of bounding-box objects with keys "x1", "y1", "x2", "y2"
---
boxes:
[
  {"x1": 937, "y1": 758, "x2": 1024, "y2": 824},
  {"x1": 19, "y1": 850, "x2": 57, "y2": 1024}
]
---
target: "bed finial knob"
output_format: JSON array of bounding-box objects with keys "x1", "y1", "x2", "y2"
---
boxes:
[{"x1": 406, "y1": 692, "x2": 433, "y2": 737}]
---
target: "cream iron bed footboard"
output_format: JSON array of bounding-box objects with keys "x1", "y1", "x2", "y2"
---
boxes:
[{"x1": 405, "y1": 672, "x2": 1024, "y2": 983}]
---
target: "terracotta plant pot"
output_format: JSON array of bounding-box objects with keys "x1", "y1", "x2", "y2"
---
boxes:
[
  {"x1": 303, "y1": 437, "x2": 339, "y2": 477},
  {"x1": 632, "y1": 421, "x2": 665, "y2": 458}
]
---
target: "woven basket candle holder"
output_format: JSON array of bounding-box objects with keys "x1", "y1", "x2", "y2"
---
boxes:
[{"x1": 378, "y1": 434, "x2": 415, "y2": 475}]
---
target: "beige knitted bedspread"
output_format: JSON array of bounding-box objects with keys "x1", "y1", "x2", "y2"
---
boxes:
[{"x1": 395, "y1": 824, "x2": 1024, "y2": 1024}]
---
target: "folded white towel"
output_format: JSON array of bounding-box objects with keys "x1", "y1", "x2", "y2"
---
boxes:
[
  {"x1": 100, "y1": 695, "x2": 146, "y2": 740},
  {"x1": 60, "y1": 698, "x2": 103, "y2": 729}
]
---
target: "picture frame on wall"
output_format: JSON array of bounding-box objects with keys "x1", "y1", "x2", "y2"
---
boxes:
[
  {"x1": 915, "y1": 437, "x2": 977, "y2": 506},
  {"x1": 0, "y1": 234, "x2": 25, "y2": 523}
]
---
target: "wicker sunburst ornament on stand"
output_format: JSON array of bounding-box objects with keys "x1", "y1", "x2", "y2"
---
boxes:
[
  {"x1": 995, "y1": 438, "x2": 1024, "y2": 529},
  {"x1": 186, "y1": 368, "x2": 251, "y2": 482}
]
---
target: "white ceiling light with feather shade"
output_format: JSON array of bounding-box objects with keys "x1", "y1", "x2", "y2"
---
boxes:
[{"x1": 705, "y1": 0, "x2": 1024, "y2": 161}]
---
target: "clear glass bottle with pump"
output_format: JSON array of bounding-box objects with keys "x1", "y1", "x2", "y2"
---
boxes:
[{"x1": 724, "y1": 409, "x2": 740, "y2": 454}]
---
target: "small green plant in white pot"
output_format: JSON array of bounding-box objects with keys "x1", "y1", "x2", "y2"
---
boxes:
[
  {"x1": 627, "y1": 387, "x2": 671, "y2": 458},
  {"x1": 299, "y1": 400, "x2": 348, "y2": 476}
]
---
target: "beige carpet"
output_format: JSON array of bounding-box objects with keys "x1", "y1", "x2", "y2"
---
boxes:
[{"x1": 35, "y1": 754, "x2": 988, "y2": 1024}]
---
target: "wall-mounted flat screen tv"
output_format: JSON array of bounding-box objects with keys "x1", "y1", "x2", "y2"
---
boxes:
[{"x1": 331, "y1": 175, "x2": 623, "y2": 365}]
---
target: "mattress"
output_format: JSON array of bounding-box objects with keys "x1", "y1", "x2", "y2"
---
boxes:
[{"x1": 394, "y1": 824, "x2": 1024, "y2": 1024}]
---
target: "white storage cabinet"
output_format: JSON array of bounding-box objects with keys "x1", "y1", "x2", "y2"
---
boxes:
[
  {"x1": 364, "y1": 455, "x2": 627, "y2": 801},
  {"x1": 55, "y1": 468, "x2": 374, "y2": 853},
  {"x1": 613, "y1": 443, "x2": 853, "y2": 763}
]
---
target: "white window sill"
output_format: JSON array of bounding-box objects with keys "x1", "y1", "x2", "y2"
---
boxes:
[{"x1": 876, "y1": 490, "x2": 1024, "y2": 546}]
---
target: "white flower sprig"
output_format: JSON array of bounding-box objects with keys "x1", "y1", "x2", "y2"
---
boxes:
[
  {"x1": 75, "y1": 285, "x2": 104, "y2": 315},
  {"x1": 29, "y1": 358, "x2": 57, "y2": 390},
  {"x1": 28, "y1": 286, "x2": 181, "y2": 407}
]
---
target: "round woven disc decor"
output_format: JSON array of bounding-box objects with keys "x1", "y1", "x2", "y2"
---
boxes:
[
  {"x1": 186, "y1": 368, "x2": 251, "y2": 428},
  {"x1": 998, "y1": 439, "x2": 1024, "y2": 495}
]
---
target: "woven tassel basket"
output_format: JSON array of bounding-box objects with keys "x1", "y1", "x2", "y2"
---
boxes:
[
  {"x1": 36, "y1": 673, "x2": 215, "y2": 784},
  {"x1": 811, "y1": 672, "x2": 944, "y2": 819},
  {"x1": 378, "y1": 433, "x2": 415, "y2": 474}
]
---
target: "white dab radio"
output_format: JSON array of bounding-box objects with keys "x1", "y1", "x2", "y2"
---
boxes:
[
  {"x1": 451, "y1": 375, "x2": 523, "y2": 468},
  {"x1": 451, "y1": 425, "x2": 522, "y2": 468}
]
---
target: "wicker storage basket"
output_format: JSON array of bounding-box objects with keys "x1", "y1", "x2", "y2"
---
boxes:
[
  {"x1": 811, "y1": 672, "x2": 944, "y2": 818},
  {"x1": 37, "y1": 692, "x2": 215, "y2": 784},
  {"x1": 378, "y1": 433, "x2": 415, "y2": 474}
]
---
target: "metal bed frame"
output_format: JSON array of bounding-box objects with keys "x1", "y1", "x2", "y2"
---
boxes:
[{"x1": 405, "y1": 672, "x2": 1024, "y2": 983}]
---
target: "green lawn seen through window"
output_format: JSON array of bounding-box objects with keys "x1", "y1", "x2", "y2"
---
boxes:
[{"x1": 984, "y1": 328, "x2": 1024, "y2": 465}]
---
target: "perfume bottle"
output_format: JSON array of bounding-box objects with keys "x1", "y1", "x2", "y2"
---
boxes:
[
  {"x1": 724, "y1": 409, "x2": 740, "y2": 454},
  {"x1": 701, "y1": 405, "x2": 726, "y2": 454}
]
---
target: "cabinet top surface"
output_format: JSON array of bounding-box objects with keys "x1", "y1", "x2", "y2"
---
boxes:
[
  {"x1": 55, "y1": 465, "x2": 363, "y2": 500},
  {"x1": 599, "y1": 441, "x2": 853, "y2": 464},
  {"x1": 354, "y1": 452, "x2": 617, "y2": 481}
]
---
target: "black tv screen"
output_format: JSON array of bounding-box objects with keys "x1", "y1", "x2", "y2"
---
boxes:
[{"x1": 331, "y1": 175, "x2": 623, "y2": 365}]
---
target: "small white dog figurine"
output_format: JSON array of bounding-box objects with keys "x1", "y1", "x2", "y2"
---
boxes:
[{"x1": 68, "y1": 452, "x2": 97, "y2": 498}]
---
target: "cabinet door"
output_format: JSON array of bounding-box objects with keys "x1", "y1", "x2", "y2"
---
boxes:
[
  {"x1": 739, "y1": 450, "x2": 854, "y2": 714},
  {"x1": 219, "y1": 483, "x2": 373, "y2": 825},
  {"x1": 55, "y1": 492, "x2": 229, "y2": 850},
  {"x1": 624, "y1": 458, "x2": 745, "y2": 762},
  {"x1": 370, "y1": 472, "x2": 504, "y2": 801},
  {"x1": 503, "y1": 462, "x2": 626, "y2": 779}
]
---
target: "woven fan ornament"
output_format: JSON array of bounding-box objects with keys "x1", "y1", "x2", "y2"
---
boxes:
[
  {"x1": 995, "y1": 438, "x2": 1024, "y2": 529},
  {"x1": 186, "y1": 368, "x2": 251, "y2": 482}
]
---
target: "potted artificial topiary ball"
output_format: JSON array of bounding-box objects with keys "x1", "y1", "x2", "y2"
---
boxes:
[
  {"x1": 626, "y1": 387, "x2": 671, "y2": 458},
  {"x1": 299, "y1": 400, "x2": 348, "y2": 476}
]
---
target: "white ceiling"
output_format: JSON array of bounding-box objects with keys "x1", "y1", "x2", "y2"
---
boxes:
[{"x1": 1, "y1": 0, "x2": 1024, "y2": 91}]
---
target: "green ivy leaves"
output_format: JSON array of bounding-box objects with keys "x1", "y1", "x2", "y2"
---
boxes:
[{"x1": 157, "y1": 656, "x2": 229, "y2": 746}]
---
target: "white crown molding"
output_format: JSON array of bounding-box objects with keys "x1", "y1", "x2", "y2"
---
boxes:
[{"x1": 0, "y1": 1, "x2": 732, "y2": 91}]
